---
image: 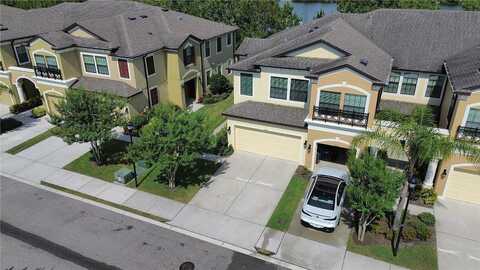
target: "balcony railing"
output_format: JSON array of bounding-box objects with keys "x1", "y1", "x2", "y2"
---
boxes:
[
  {"x1": 313, "y1": 105, "x2": 369, "y2": 128},
  {"x1": 456, "y1": 126, "x2": 480, "y2": 143},
  {"x1": 33, "y1": 66, "x2": 62, "y2": 80}
]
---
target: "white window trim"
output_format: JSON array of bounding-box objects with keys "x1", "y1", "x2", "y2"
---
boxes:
[
  {"x1": 267, "y1": 74, "x2": 309, "y2": 104},
  {"x1": 145, "y1": 54, "x2": 156, "y2": 77},
  {"x1": 14, "y1": 44, "x2": 30, "y2": 65},
  {"x1": 226, "y1": 33, "x2": 232, "y2": 47},
  {"x1": 216, "y1": 37, "x2": 222, "y2": 54},
  {"x1": 117, "y1": 58, "x2": 131, "y2": 80},
  {"x1": 316, "y1": 84, "x2": 371, "y2": 114},
  {"x1": 32, "y1": 49, "x2": 59, "y2": 69},
  {"x1": 183, "y1": 44, "x2": 195, "y2": 68},
  {"x1": 424, "y1": 74, "x2": 446, "y2": 99},
  {"x1": 149, "y1": 85, "x2": 159, "y2": 106},
  {"x1": 461, "y1": 103, "x2": 480, "y2": 127},
  {"x1": 205, "y1": 40, "x2": 211, "y2": 59},
  {"x1": 239, "y1": 72, "x2": 255, "y2": 97},
  {"x1": 80, "y1": 52, "x2": 110, "y2": 77},
  {"x1": 384, "y1": 71, "x2": 419, "y2": 96},
  {"x1": 226, "y1": 59, "x2": 233, "y2": 74}
]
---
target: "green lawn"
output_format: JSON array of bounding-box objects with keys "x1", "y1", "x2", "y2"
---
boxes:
[
  {"x1": 347, "y1": 234, "x2": 438, "y2": 270},
  {"x1": 6, "y1": 127, "x2": 59, "y2": 154},
  {"x1": 63, "y1": 139, "x2": 131, "y2": 182},
  {"x1": 132, "y1": 159, "x2": 221, "y2": 203},
  {"x1": 197, "y1": 93, "x2": 233, "y2": 132},
  {"x1": 266, "y1": 169, "x2": 310, "y2": 231}
]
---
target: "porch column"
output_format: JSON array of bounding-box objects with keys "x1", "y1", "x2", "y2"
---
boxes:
[
  {"x1": 369, "y1": 146, "x2": 379, "y2": 157},
  {"x1": 16, "y1": 83, "x2": 26, "y2": 102},
  {"x1": 423, "y1": 159, "x2": 439, "y2": 188}
]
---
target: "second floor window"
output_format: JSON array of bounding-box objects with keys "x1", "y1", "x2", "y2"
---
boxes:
[
  {"x1": 240, "y1": 73, "x2": 253, "y2": 96},
  {"x1": 14, "y1": 45, "x2": 30, "y2": 65},
  {"x1": 83, "y1": 54, "x2": 109, "y2": 75},
  {"x1": 289, "y1": 79, "x2": 308, "y2": 102},
  {"x1": 344, "y1": 94, "x2": 367, "y2": 113},
  {"x1": 183, "y1": 46, "x2": 195, "y2": 66},
  {"x1": 319, "y1": 91, "x2": 340, "y2": 110},
  {"x1": 227, "y1": 33, "x2": 232, "y2": 46},
  {"x1": 205, "y1": 41, "x2": 211, "y2": 57},
  {"x1": 466, "y1": 108, "x2": 480, "y2": 129},
  {"x1": 145, "y1": 55, "x2": 155, "y2": 76},
  {"x1": 217, "y1": 37, "x2": 222, "y2": 53},
  {"x1": 384, "y1": 72, "x2": 400, "y2": 93},
  {"x1": 270, "y1": 76, "x2": 288, "y2": 100},
  {"x1": 34, "y1": 54, "x2": 58, "y2": 69},
  {"x1": 118, "y1": 59, "x2": 129, "y2": 79},
  {"x1": 150, "y1": 87, "x2": 158, "y2": 105},
  {"x1": 425, "y1": 74, "x2": 445, "y2": 98},
  {"x1": 400, "y1": 73, "x2": 418, "y2": 95}
]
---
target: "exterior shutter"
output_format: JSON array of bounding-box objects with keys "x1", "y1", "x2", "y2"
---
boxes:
[
  {"x1": 150, "y1": 88, "x2": 158, "y2": 105},
  {"x1": 118, "y1": 59, "x2": 129, "y2": 78}
]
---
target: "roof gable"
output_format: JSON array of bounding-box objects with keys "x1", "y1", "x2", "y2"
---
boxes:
[{"x1": 284, "y1": 41, "x2": 345, "y2": 59}]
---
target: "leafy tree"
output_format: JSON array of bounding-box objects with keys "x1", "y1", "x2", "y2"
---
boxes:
[
  {"x1": 462, "y1": 0, "x2": 480, "y2": 10},
  {"x1": 127, "y1": 104, "x2": 213, "y2": 189},
  {"x1": 338, "y1": 0, "x2": 440, "y2": 13},
  {"x1": 347, "y1": 154, "x2": 404, "y2": 242},
  {"x1": 208, "y1": 74, "x2": 232, "y2": 95},
  {"x1": 140, "y1": 0, "x2": 300, "y2": 42},
  {"x1": 353, "y1": 107, "x2": 480, "y2": 239},
  {"x1": 50, "y1": 89, "x2": 126, "y2": 165}
]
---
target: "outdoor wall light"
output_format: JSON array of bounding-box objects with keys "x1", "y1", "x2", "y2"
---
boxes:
[
  {"x1": 227, "y1": 126, "x2": 231, "y2": 134},
  {"x1": 303, "y1": 140, "x2": 308, "y2": 149},
  {"x1": 307, "y1": 144, "x2": 312, "y2": 152},
  {"x1": 441, "y1": 169, "x2": 447, "y2": 178}
]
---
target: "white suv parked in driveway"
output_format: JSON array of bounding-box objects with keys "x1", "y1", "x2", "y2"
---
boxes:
[{"x1": 300, "y1": 164, "x2": 349, "y2": 230}]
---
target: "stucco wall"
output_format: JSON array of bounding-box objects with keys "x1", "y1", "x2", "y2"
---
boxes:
[
  {"x1": 203, "y1": 32, "x2": 235, "y2": 78},
  {"x1": 449, "y1": 91, "x2": 480, "y2": 138},
  {"x1": 285, "y1": 42, "x2": 343, "y2": 59},
  {"x1": 0, "y1": 44, "x2": 18, "y2": 69}
]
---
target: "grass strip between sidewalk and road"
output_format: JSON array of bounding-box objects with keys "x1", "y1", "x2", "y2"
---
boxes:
[
  {"x1": 40, "y1": 180, "x2": 168, "y2": 223},
  {"x1": 347, "y1": 233, "x2": 438, "y2": 270},
  {"x1": 6, "y1": 127, "x2": 59, "y2": 155},
  {"x1": 266, "y1": 167, "x2": 310, "y2": 231}
]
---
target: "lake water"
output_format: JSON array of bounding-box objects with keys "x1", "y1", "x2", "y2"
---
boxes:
[{"x1": 279, "y1": 1, "x2": 464, "y2": 23}]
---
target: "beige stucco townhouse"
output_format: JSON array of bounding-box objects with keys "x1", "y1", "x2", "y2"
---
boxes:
[
  {"x1": 225, "y1": 9, "x2": 480, "y2": 204},
  {"x1": 0, "y1": 0, "x2": 237, "y2": 115}
]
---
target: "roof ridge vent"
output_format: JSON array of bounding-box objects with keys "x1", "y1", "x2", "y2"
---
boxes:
[
  {"x1": 140, "y1": 15, "x2": 148, "y2": 19},
  {"x1": 128, "y1": 16, "x2": 136, "y2": 20},
  {"x1": 360, "y1": 58, "x2": 368, "y2": 66}
]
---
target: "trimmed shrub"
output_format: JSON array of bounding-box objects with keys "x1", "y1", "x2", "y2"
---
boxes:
[
  {"x1": 370, "y1": 219, "x2": 389, "y2": 235},
  {"x1": 32, "y1": 106, "x2": 46, "y2": 118},
  {"x1": 9, "y1": 97, "x2": 42, "y2": 114},
  {"x1": 417, "y1": 212, "x2": 435, "y2": 226},
  {"x1": 420, "y1": 188, "x2": 438, "y2": 206},
  {"x1": 203, "y1": 92, "x2": 229, "y2": 104},
  {"x1": 401, "y1": 225, "x2": 417, "y2": 241},
  {"x1": 211, "y1": 127, "x2": 233, "y2": 156},
  {"x1": 0, "y1": 117, "x2": 23, "y2": 134},
  {"x1": 416, "y1": 221, "x2": 433, "y2": 240},
  {"x1": 208, "y1": 74, "x2": 232, "y2": 95}
]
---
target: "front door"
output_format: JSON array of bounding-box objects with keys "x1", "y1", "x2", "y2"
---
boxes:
[{"x1": 184, "y1": 79, "x2": 196, "y2": 106}]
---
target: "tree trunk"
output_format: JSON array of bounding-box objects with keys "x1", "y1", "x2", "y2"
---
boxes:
[
  {"x1": 90, "y1": 141, "x2": 102, "y2": 165},
  {"x1": 393, "y1": 158, "x2": 416, "y2": 241},
  {"x1": 358, "y1": 214, "x2": 367, "y2": 242},
  {"x1": 167, "y1": 163, "x2": 179, "y2": 190}
]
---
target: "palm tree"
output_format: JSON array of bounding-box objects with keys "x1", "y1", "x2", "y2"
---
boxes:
[{"x1": 353, "y1": 106, "x2": 480, "y2": 236}]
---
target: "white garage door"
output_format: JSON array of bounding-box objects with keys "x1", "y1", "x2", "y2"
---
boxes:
[
  {"x1": 235, "y1": 126, "x2": 302, "y2": 163},
  {"x1": 445, "y1": 168, "x2": 480, "y2": 204}
]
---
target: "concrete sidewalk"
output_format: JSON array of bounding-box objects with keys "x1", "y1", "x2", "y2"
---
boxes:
[{"x1": 0, "y1": 152, "x2": 409, "y2": 270}]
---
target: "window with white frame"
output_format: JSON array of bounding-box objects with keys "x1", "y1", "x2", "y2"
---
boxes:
[
  {"x1": 240, "y1": 73, "x2": 253, "y2": 96},
  {"x1": 384, "y1": 71, "x2": 400, "y2": 93},
  {"x1": 289, "y1": 79, "x2": 309, "y2": 102},
  {"x1": 14, "y1": 45, "x2": 30, "y2": 65},
  {"x1": 227, "y1": 33, "x2": 232, "y2": 46},
  {"x1": 319, "y1": 91, "x2": 340, "y2": 110},
  {"x1": 466, "y1": 108, "x2": 480, "y2": 129},
  {"x1": 82, "y1": 54, "x2": 109, "y2": 75},
  {"x1": 344, "y1": 94, "x2": 367, "y2": 113},
  {"x1": 205, "y1": 40, "x2": 211, "y2": 57},
  {"x1": 34, "y1": 54, "x2": 58, "y2": 69},
  {"x1": 270, "y1": 76, "x2": 288, "y2": 100},
  {"x1": 399, "y1": 73, "x2": 418, "y2": 95},
  {"x1": 145, "y1": 55, "x2": 155, "y2": 76},
  {"x1": 216, "y1": 37, "x2": 222, "y2": 53},
  {"x1": 425, "y1": 74, "x2": 445, "y2": 98}
]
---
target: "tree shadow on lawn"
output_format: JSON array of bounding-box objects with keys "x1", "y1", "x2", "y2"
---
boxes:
[{"x1": 88, "y1": 139, "x2": 130, "y2": 166}]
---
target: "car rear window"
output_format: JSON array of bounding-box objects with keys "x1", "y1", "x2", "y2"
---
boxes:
[{"x1": 307, "y1": 181, "x2": 337, "y2": 210}]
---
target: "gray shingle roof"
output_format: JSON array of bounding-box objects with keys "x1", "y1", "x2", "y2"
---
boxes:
[
  {"x1": 223, "y1": 101, "x2": 308, "y2": 129},
  {"x1": 445, "y1": 45, "x2": 480, "y2": 93},
  {"x1": 0, "y1": 0, "x2": 238, "y2": 57},
  {"x1": 71, "y1": 76, "x2": 142, "y2": 98},
  {"x1": 37, "y1": 31, "x2": 115, "y2": 50},
  {"x1": 230, "y1": 16, "x2": 393, "y2": 83}
]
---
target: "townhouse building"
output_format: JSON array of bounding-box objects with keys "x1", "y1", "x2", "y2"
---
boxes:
[
  {"x1": 225, "y1": 9, "x2": 480, "y2": 204},
  {"x1": 0, "y1": 0, "x2": 237, "y2": 114}
]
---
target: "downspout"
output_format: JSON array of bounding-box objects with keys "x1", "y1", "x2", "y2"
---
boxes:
[
  {"x1": 200, "y1": 40, "x2": 206, "y2": 95},
  {"x1": 142, "y1": 54, "x2": 151, "y2": 110}
]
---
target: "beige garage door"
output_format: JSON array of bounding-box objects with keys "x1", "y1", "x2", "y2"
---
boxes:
[
  {"x1": 235, "y1": 126, "x2": 302, "y2": 162},
  {"x1": 445, "y1": 168, "x2": 480, "y2": 204}
]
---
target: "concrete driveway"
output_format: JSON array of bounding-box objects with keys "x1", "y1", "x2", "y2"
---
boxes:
[
  {"x1": 0, "y1": 112, "x2": 52, "y2": 152},
  {"x1": 435, "y1": 197, "x2": 480, "y2": 270},
  {"x1": 190, "y1": 151, "x2": 298, "y2": 225}
]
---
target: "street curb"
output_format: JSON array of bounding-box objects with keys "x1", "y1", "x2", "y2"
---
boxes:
[{"x1": 1, "y1": 172, "x2": 309, "y2": 270}]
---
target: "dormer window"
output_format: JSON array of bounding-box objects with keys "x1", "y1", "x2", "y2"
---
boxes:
[{"x1": 183, "y1": 45, "x2": 195, "y2": 66}]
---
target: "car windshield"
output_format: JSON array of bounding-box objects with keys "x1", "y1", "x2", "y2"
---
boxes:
[{"x1": 307, "y1": 180, "x2": 337, "y2": 210}]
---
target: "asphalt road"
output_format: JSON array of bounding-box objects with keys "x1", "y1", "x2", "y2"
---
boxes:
[{"x1": 0, "y1": 176, "x2": 286, "y2": 270}]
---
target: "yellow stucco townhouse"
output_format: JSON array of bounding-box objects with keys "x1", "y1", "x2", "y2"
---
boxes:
[
  {"x1": 225, "y1": 9, "x2": 480, "y2": 204},
  {"x1": 0, "y1": 0, "x2": 238, "y2": 115}
]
